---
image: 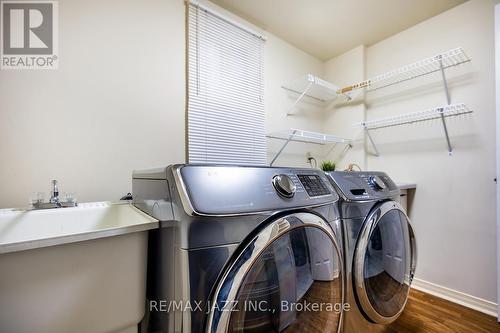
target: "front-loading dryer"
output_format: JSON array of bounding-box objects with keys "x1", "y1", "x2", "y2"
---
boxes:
[
  {"x1": 325, "y1": 171, "x2": 417, "y2": 333},
  {"x1": 133, "y1": 164, "x2": 345, "y2": 333}
]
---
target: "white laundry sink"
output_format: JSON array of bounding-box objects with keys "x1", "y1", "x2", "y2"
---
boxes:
[{"x1": 0, "y1": 202, "x2": 158, "y2": 333}]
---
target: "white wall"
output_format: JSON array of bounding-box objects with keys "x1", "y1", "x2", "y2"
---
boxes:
[
  {"x1": 264, "y1": 33, "x2": 325, "y2": 167},
  {"x1": 323, "y1": 45, "x2": 366, "y2": 170},
  {"x1": 495, "y1": 2, "x2": 500, "y2": 317},
  {"x1": 325, "y1": 0, "x2": 497, "y2": 303},
  {"x1": 0, "y1": 0, "x2": 325, "y2": 208},
  {"x1": 0, "y1": 0, "x2": 186, "y2": 208}
]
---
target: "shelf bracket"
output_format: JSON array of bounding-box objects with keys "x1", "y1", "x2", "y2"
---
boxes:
[
  {"x1": 270, "y1": 129, "x2": 297, "y2": 166},
  {"x1": 439, "y1": 58, "x2": 452, "y2": 105},
  {"x1": 326, "y1": 143, "x2": 339, "y2": 157},
  {"x1": 438, "y1": 107, "x2": 453, "y2": 156},
  {"x1": 364, "y1": 126, "x2": 380, "y2": 157},
  {"x1": 287, "y1": 81, "x2": 313, "y2": 116},
  {"x1": 439, "y1": 59, "x2": 453, "y2": 155},
  {"x1": 336, "y1": 143, "x2": 353, "y2": 162}
]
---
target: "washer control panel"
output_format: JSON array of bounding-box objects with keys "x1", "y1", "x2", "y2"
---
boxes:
[
  {"x1": 297, "y1": 174, "x2": 330, "y2": 197},
  {"x1": 326, "y1": 171, "x2": 399, "y2": 201},
  {"x1": 175, "y1": 165, "x2": 338, "y2": 215}
]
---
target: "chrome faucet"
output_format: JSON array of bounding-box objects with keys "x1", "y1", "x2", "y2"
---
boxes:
[
  {"x1": 31, "y1": 180, "x2": 77, "y2": 210},
  {"x1": 49, "y1": 180, "x2": 60, "y2": 204}
]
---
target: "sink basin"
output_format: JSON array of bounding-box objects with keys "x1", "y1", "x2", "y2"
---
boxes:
[
  {"x1": 0, "y1": 202, "x2": 159, "y2": 333},
  {"x1": 0, "y1": 201, "x2": 158, "y2": 254}
]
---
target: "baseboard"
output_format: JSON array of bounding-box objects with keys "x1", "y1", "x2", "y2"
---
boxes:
[{"x1": 412, "y1": 278, "x2": 498, "y2": 318}]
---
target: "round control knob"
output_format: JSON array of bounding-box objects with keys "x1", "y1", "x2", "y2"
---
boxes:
[
  {"x1": 369, "y1": 175, "x2": 386, "y2": 190},
  {"x1": 272, "y1": 174, "x2": 296, "y2": 198}
]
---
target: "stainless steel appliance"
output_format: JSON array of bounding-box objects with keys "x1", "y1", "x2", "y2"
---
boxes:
[
  {"x1": 133, "y1": 165, "x2": 345, "y2": 333},
  {"x1": 325, "y1": 171, "x2": 417, "y2": 333}
]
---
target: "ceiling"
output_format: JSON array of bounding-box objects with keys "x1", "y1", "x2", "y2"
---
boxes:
[{"x1": 211, "y1": 0, "x2": 467, "y2": 60}]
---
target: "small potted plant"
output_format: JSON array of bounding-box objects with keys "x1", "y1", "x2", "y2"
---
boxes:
[{"x1": 320, "y1": 161, "x2": 336, "y2": 172}]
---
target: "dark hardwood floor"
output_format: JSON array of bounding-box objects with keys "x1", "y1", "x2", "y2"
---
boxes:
[{"x1": 383, "y1": 289, "x2": 500, "y2": 333}]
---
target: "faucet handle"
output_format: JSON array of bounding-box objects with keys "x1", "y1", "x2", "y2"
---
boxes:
[{"x1": 29, "y1": 192, "x2": 45, "y2": 206}]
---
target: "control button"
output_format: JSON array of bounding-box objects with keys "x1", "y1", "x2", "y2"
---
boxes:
[
  {"x1": 369, "y1": 175, "x2": 386, "y2": 190},
  {"x1": 272, "y1": 174, "x2": 296, "y2": 198},
  {"x1": 297, "y1": 174, "x2": 330, "y2": 197}
]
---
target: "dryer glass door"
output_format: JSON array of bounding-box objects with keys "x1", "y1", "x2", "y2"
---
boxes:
[
  {"x1": 354, "y1": 201, "x2": 417, "y2": 324},
  {"x1": 207, "y1": 213, "x2": 344, "y2": 333}
]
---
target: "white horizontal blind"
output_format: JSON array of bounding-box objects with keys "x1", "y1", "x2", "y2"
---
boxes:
[{"x1": 187, "y1": 3, "x2": 266, "y2": 165}]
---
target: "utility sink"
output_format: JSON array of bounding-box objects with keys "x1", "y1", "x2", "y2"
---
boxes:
[{"x1": 0, "y1": 202, "x2": 159, "y2": 333}]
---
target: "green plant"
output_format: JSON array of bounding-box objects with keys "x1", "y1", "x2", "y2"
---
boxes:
[{"x1": 320, "y1": 161, "x2": 336, "y2": 171}]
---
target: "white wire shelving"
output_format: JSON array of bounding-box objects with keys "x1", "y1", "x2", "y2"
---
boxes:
[
  {"x1": 360, "y1": 103, "x2": 473, "y2": 156},
  {"x1": 360, "y1": 103, "x2": 472, "y2": 130},
  {"x1": 282, "y1": 74, "x2": 339, "y2": 115},
  {"x1": 266, "y1": 128, "x2": 351, "y2": 166},
  {"x1": 278, "y1": 48, "x2": 472, "y2": 157},
  {"x1": 337, "y1": 47, "x2": 471, "y2": 99},
  {"x1": 337, "y1": 47, "x2": 474, "y2": 156}
]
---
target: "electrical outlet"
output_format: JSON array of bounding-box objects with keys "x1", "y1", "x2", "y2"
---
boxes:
[{"x1": 306, "y1": 152, "x2": 312, "y2": 163}]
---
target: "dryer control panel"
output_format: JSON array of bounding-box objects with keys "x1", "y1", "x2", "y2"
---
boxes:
[{"x1": 325, "y1": 171, "x2": 399, "y2": 201}]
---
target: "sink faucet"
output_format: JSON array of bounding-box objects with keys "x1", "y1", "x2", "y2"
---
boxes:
[
  {"x1": 31, "y1": 180, "x2": 77, "y2": 210},
  {"x1": 49, "y1": 180, "x2": 59, "y2": 204}
]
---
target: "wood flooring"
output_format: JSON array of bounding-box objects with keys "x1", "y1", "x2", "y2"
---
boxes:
[
  {"x1": 384, "y1": 289, "x2": 500, "y2": 333},
  {"x1": 220, "y1": 285, "x2": 500, "y2": 332}
]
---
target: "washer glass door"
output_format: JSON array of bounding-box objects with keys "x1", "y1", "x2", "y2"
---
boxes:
[
  {"x1": 354, "y1": 201, "x2": 417, "y2": 324},
  {"x1": 207, "y1": 213, "x2": 344, "y2": 333}
]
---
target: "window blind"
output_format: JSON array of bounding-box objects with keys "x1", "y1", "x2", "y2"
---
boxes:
[{"x1": 187, "y1": 3, "x2": 266, "y2": 165}]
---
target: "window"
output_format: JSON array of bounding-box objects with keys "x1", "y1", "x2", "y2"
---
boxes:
[{"x1": 187, "y1": 2, "x2": 266, "y2": 165}]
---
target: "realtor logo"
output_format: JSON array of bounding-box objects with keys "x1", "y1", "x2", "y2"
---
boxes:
[{"x1": 1, "y1": 1, "x2": 58, "y2": 69}]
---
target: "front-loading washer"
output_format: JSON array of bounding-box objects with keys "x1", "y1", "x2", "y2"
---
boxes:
[
  {"x1": 133, "y1": 164, "x2": 346, "y2": 333},
  {"x1": 325, "y1": 171, "x2": 417, "y2": 333}
]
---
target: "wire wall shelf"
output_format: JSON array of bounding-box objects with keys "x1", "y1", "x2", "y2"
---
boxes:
[
  {"x1": 278, "y1": 48, "x2": 473, "y2": 158},
  {"x1": 337, "y1": 47, "x2": 471, "y2": 98},
  {"x1": 360, "y1": 103, "x2": 473, "y2": 157},
  {"x1": 266, "y1": 128, "x2": 351, "y2": 166},
  {"x1": 267, "y1": 128, "x2": 351, "y2": 145},
  {"x1": 282, "y1": 74, "x2": 339, "y2": 115},
  {"x1": 360, "y1": 103, "x2": 473, "y2": 130}
]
